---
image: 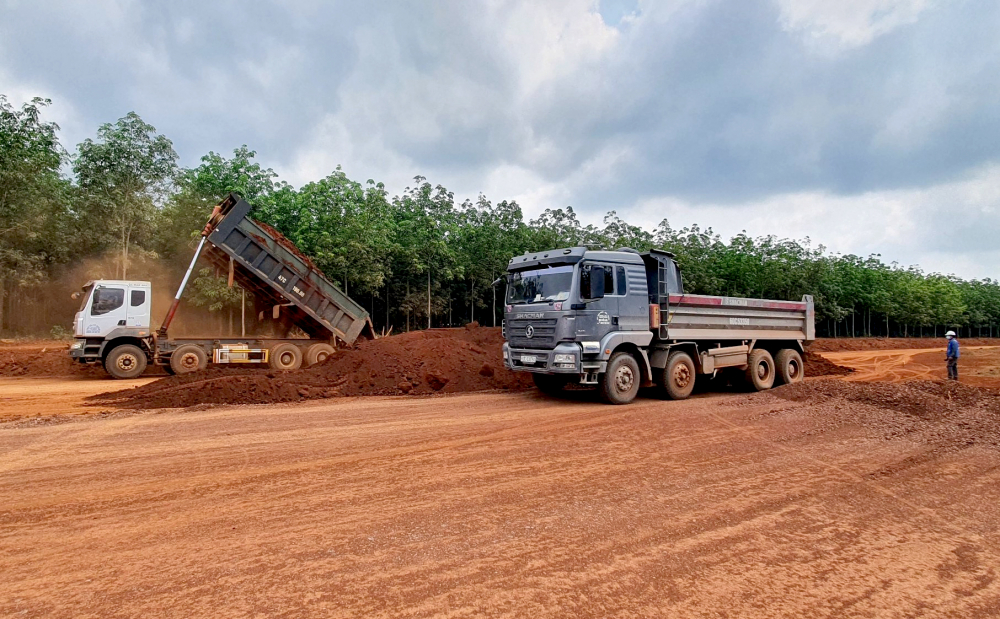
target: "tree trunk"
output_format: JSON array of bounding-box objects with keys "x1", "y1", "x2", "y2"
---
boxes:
[
  {"x1": 427, "y1": 271, "x2": 431, "y2": 330},
  {"x1": 0, "y1": 275, "x2": 5, "y2": 333},
  {"x1": 406, "y1": 281, "x2": 410, "y2": 332},
  {"x1": 492, "y1": 281, "x2": 496, "y2": 327},
  {"x1": 471, "y1": 278, "x2": 475, "y2": 324}
]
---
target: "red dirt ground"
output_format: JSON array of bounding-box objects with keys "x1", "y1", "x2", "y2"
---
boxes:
[{"x1": 809, "y1": 337, "x2": 1000, "y2": 352}]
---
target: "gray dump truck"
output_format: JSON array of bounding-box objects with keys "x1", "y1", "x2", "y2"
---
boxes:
[
  {"x1": 502, "y1": 247, "x2": 815, "y2": 404},
  {"x1": 70, "y1": 193, "x2": 373, "y2": 379}
]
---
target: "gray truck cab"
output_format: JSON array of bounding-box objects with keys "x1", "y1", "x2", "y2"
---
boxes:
[{"x1": 503, "y1": 247, "x2": 665, "y2": 398}]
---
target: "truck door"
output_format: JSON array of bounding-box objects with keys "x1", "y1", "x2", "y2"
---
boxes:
[
  {"x1": 125, "y1": 286, "x2": 151, "y2": 329},
  {"x1": 578, "y1": 263, "x2": 620, "y2": 341},
  {"x1": 85, "y1": 285, "x2": 127, "y2": 337}
]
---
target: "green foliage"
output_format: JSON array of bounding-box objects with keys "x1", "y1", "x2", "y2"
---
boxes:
[
  {"x1": 73, "y1": 112, "x2": 178, "y2": 277},
  {"x1": 3, "y1": 92, "x2": 1000, "y2": 337}
]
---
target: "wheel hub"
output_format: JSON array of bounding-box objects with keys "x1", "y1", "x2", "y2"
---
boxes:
[
  {"x1": 179, "y1": 353, "x2": 199, "y2": 370},
  {"x1": 757, "y1": 363, "x2": 769, "y2": 379},
  {"x1": 116, "y1": 355, "x2": 136, "y2": 371},
  {"x1": 280, "y1": 352, "x2": 294, "y2": 365},
  {"x1": 673, "y1": 364, "x2": 691, "y2": 388},
  {"x1": 615, "y1": 365, "x2": 634, "y2": 392}
]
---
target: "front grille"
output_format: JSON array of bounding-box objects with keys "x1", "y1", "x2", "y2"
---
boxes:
[{"x1": 506, "y1": 318, "x2": 558, "y2": 349}]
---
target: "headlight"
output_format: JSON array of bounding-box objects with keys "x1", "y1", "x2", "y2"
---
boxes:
[
  {"x1": 70, "y1": 341, "x2": 84, "y2": 350},
  {"x1": 553, "y1": 353, "x2": 576, "y2": 364}
]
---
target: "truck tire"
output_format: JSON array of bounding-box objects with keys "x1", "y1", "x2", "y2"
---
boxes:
[
  {"x1": 170, "y1": 344, "x2": 207, "y2": 375},
  {"x1": 744, "y1": 349, "x2": 776, "y2": 391},
  {"x1": 305, "y1": 343, "x2": 335, "y2": 367},
  {"x1": 775, "y1": 349, "x2": 804, "y2": 385},
  {"x1": 269, "y1": 343, "x2": 303, "y2": 371},
  {"x1": 104, "y1": 344, "x2": 147, "y2": 379},
  {"x1": 599, "y1": 352, "x2": 640, "y2": 405},
  {"x1": 662, "y1": 351, "x2": 696, "y2": 400},
  {"x1": 533, "y1": 373, "x2": 568, "y2": 395}
]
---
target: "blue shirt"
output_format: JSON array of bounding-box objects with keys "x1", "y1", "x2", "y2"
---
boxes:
[{"x1": 947, "y1": 339, "x2": 960, "y2": 359}]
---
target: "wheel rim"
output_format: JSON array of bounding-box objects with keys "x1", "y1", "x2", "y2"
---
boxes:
[
  {"x1": 757, "y1": 361, "x2": 770, "y2": 380},
  {"x1": 615, "y1": 365, "x2": 635, "y2": 392},
  {"x1": 179, "y1": 353, "x2": 199, "y2": 370},
  {"x1": 788, "y1": 360, "x2": 799, "y2": 379},
  {"x1": 673, "y1": 363, "x2": 691, "y2": 389},
  {"x1": 316, "y1": 352, "x2": 329, "y2": 363},
  {"x1": 116, "y1": 354, "x2": 137, "y2": 372},
  {"x1": 280, "y1": 352, "x2": 295, "y2": 366}
]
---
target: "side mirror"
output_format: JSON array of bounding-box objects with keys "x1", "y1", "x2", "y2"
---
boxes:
[
  {"x1": 71, "y1": 292, "x2": 81, "y2": 300},
  {"x1": 582, "y1": 265, "x2": 605, "y2": 300}
]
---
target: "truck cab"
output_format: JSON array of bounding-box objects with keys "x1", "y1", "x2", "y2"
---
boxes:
[
  {"x1": 69, "y1": 280, "x2": 154, "y2": 376},
  {"x1": 503, "y1": 248, "x2": 658, "y2": 400}
]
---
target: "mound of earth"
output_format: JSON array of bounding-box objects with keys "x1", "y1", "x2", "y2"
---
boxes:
[
  {"x1": 766, "y1": 379, "x2": 1000, "y2": 455},
  {"x1": 0, "y1": 342, "x2": 102, "y2": 377},
  {"x1": 803, "y1": 351, "x2": 853, "y2": 376},
  {"x1": 809, "y1": 337, "x2": 1000, "y2": 353},
  {"x1": 93, "y1": 325, "x2": 533, "y2": 409}
]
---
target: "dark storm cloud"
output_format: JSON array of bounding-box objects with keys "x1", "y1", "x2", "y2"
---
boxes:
[{"x1": 1, "y1": 0, "x2": 999, "y2": 268}]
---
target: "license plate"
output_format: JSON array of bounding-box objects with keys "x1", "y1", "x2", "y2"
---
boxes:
[{"x1": 520, "y1": 355, "x2": 538, "y2": 364}]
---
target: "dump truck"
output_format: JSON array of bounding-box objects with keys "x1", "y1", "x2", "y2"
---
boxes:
[
  {"x1": 501, "y1": 247, "x2": 815, "y2": 404},
  {"x1": 70, "y1": 193, "x2": 373, "y2": 379}
]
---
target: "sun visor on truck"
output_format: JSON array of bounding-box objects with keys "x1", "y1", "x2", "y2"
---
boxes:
[{"x1": 508, "y1": 247, "x2": 587, "y2": 271}]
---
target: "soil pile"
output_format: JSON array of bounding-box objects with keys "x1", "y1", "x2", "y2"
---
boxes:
[
  {"x1": 809, "y1": 337, "x2": 1000, "y2": 353},
  {"x1": 803, "y1": 351, "x2": 853, "y2": 376},
  {"x1": 767, "y1": 378, "x2": 1000, "y2": 453},
  {"x1": 94, "y1": 325, "x2": 533, "y2": 409},
  {"x1": 0, "y1": 343, "x2": 99, "y2": 377}
]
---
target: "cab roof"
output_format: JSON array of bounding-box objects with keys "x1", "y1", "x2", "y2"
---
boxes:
[
  {"x1": 508, "y1": 247, "x2": 644, "y2": 271},
  {"x1": 84, "y1": 280, "x2": 152, "y2": 287}
]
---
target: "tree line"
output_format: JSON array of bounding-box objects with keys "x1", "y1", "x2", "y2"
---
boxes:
[{"x1": 2, "y1": 95, "x2": 998, "y2": 339}]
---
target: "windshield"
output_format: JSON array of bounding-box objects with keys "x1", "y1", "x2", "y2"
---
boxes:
[
  {"x1": 77, "y1": 284, "x2": 93, "y2": 312},
  {"x1": 506, "y1": 265, "x2": 574, "y2": 304}
]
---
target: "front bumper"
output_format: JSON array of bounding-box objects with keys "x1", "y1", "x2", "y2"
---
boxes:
[{"x1": 503, "y1": 342, "x2": 590, "y2": 374}]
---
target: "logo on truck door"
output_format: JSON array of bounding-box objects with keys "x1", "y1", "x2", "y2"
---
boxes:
[{"x1": 597, "y1": 311, "x2": 611, "y2": 325}]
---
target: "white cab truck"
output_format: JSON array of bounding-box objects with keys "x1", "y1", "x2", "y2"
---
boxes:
[
  {"x1": 502, "y1": 247, "x2": 815, "y2": 404},
  {"x1": 70, "y1": 194, "x2": 373, "y2": 378}
]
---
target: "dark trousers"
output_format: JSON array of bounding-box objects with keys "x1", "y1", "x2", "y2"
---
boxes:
[{"x1": 947, "y1": 358, "x2": 958, "y2": 380}]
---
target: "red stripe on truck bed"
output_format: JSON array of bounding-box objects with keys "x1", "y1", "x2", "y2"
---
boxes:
[{"x1": 668, "y1": 294, "x2": 806, "y2": 311}]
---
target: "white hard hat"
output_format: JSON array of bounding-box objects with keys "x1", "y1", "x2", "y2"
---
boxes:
[{"x1": 946, "y1": 330, "x2": 956, "y2": 337}]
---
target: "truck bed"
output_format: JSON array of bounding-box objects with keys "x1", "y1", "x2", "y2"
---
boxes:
[
  {"x1": 661, "y1": 294, "x2": 815, "y2": 343},
  {"x1": 201, "y1": 194, "x2": 372, "y2": 344}
]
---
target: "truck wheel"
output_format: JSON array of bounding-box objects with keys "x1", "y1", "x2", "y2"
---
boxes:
[
  {"x1": 104, "y1": 344, "x2": 147, "y2": 379},
  {"x1": 169, "y1": 344, "x2": 207, "y2": 375},
  {"x1": 662, "y1": 351, "x2": 696, "y2": 400},
  {"x1": 269, "y1": 343, "x2": 303, "y2": 371},
  {"x1": 533, "y1": 373, "x2": 568, "y2": 395},
  {"x1": 744, "y1": 349, "x2": 776, "y2": 391},
  {"x1": 305, "y1": 343, "x2": 335, "y2": 367},
  {"x1": 599, "y1": 352, "x2": 640, "y2": 405},
  {"x1": 775, "y1": 349, "x2": 804, "y2": 385}
]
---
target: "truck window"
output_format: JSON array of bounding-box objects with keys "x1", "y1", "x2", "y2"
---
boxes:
[
  {"x1": 604, "y1": 267, "x2": 614, "y2": 296},
  {"x1": 91, "y1": 288, "x2": 124, "y2": 316},
  {"x1": 130, "y1": 290, "x2": 146, "y2": 306},
  {"x1": 616, "y1": 266, "x2": 627, "y2": 295}
]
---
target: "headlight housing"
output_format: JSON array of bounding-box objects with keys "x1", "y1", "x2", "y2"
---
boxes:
[
  {"x1": 70, "y1": 341, "x2": 84, "y2": 350},
  {"x1": 553, "y1": 353, "x2": 576, "y2": 364}
]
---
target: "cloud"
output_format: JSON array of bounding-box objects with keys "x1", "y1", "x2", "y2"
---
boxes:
[{"x1": 1, "y1": 0, "x2": 999, "y2": 278}]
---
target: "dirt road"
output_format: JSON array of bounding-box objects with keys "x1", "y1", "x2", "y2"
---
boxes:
[
  {"x1": 0, "y1": 376, "x2": 155, "y2": 422},
  {"x1": 4, "y1": 390, "x2": 1000, "y2": 618}
]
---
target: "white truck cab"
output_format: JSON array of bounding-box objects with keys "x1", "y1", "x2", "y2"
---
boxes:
[{"x1": 73, "y1": 280, "x2": 152, "y2": 337}]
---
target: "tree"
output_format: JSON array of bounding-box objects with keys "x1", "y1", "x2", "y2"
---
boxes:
[
  {"x1": 74, "y1": 112, "x2": 177, "y2": 278},
  {"x1": 0, "y1": 96, "x2": 69, "y2": 331}
]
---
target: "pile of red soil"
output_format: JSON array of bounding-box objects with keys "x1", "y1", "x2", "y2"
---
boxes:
[
  {"x1": 94, "y1": 325, "x2": 533, "y2": 409},
  {"x1": 766, "y1": 379, "x2": 1000, "y2": 453},
  {"x1": 803, "y1": 351, "x2": 853, "y2": 377},
  {"x1": 809, "y1": 337, "x2": 1000, "y2": 353},
  {"x1": 0, "y1": 343, "x2": 100, "y2": 377}
]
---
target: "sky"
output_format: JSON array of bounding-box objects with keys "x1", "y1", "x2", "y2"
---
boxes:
[{"x1": 2, "y1": 0, "x2": 999, "y2": 279}]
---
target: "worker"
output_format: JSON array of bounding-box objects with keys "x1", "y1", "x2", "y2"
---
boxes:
[{"x1": 945, "y1": 330, "x2": 960, "y2": 381}]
